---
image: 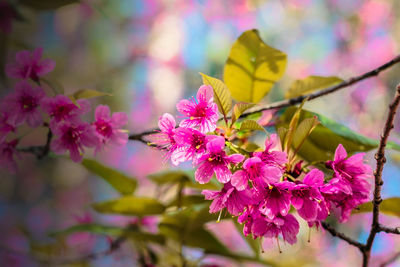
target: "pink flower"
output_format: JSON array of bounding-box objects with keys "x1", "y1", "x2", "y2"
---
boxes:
[
  {"x1": 5, "y1": 81, "x2": 45, "y2": 127},
  {"x1": 41, "y1": 95, "x2": 90, "y2": 128},
  {"x1": 0, "y1": 139, "x2": 18, "y2": 173},
  {"x1": 231, "y1": 156, "x2": 282, "y2": 191},
  {"x1": 0, "y1": 108, "x2": 16, "y2": 142},
  {"x1": 195, "y1": 136, "x2": 244, "y2": 184},
  {"x1": 291, "y1": 169, "x2": 329, "y2": 222},
  {"x1": 251, "y1": 214, "x2": 300, "y2": 245},
  {"x1": 176, "y1": 85, "x2": 219, "y2": 133},
  {"x1": 254, "y1": 134, "x2": 287, "y2": 168},
  {"x1": 173, "y1": 127, "x2": 216, "y2": 164},
  {"x1": 51, "y1": 121, "x2": 98, "y2": 162},
  {"x1": 202, "y1": 182, "x2": 254, "y2": 216},
  {"x1": 149, "y1": 113, "x2": 179, "y2": 164},
  {"x1": 258, "y1": 181, "x2": 294, "y2": 220},
  {"x1": 5, "y1": 47, "x2": 55, "y2": 81},
  {"x1": 92, "y1": 105, "x2": 128, "y2": 152}
]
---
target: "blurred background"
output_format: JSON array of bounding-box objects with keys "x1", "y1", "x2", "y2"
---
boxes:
[{"x1": 0, "y1": 0, "x2": 400, "y2": 266}]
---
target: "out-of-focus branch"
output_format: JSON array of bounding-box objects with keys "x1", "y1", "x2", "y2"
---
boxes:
[
  {"x1": 321, "y1": 222, "x2": 364, "y2": 250},
  {"x1": 362, "y1": 84, "x2": 400, "y2": 267},
  {"x1": 378, "y1": 225, "x2": 400, "y2": 235},
  {"x1": 128, "y1": 54, "x2": 400, "y2": 144},
  {"x1": 17, "y1": 126, "x2": 53, "y2": 159}
]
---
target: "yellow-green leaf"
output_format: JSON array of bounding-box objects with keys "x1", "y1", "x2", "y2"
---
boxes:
[
  {"x1": 200, "y1": 73, "x2": 232, "y2": 119},
  {"x1": 239, "y1": 120, "x2": 265, "y2": 132},
  {"x1": 224, "y1": 29, "x2": 287, "y2": 103},
  {"x1": 285, "y1": 76, "x2": 343, "y2": 99},
  {"x1": 72, "y1": 89, "x2": 111, "y2": 100},
  {"x1": 82, "y1": 159, "x2": 137, "y2": 195},
  {"x1": 354, "y1": 197, "x2": 400, "y2": 217},
  {"x1": 231, "y1": 102, "x2": 256, "y2": 125},
  {"x1": 292, "y1": 116, "x2": 320, "y2": 152},
  {"x1": 93, "y1": 196, "x2": 165, "y2": 216}
]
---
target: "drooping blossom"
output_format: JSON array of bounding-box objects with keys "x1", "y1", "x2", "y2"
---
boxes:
[
  {"x1": 202, "y1": 182, "x2": 254, "y2": 216},
  {"x1": 258, "y1": 181, "x2": 294, "y2": 220},
  {"x1": 251, "y1": 214, "x2": 300, "y2": 245},
  {"x1": 5, "y1": 81, "x2": 45, "y2": 127},
  {"x1": 231, "y1": 156, "x2": 282, "y2": 191},
  {"x1": 92, "y1": 105, "x2": 128, "y2": 153},
  {"x1": 148, "y1": 113, "x2": 179, "y2": 164},
  {"x1": 291, "y1": 169, "x2": 329, "y2": 223},
  {"x1": 0, "y1": 109, "x2": 16, "y2": 142},
  {"x1": 254, "y1": 134, "x2": 287, "y2": 168},
  {"x1": 176, "y1": 85, "x2": 218, "y2": 133},
  {"x1": 41, "y1": 95, "x2": 90, "y2": 128},
  {"x1": 0, "y1": 139, "x2": 18, "y2": 173},
  {"x1": 5, "y1": 47, "x2": 55, "y2": 81},
  {"x1": 173, "y1": 127, "x2": 215, "y2": 164},
  {"x1": 51, "y1": 121, "x2": 98, "y2": 162},
  {"x1": 195, "y1": 136, "x2": 244, "y2": 184}
]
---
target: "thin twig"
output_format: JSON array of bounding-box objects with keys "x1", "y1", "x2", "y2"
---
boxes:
[
  {"x1": 362, "y1": 84, "x2": 400, "y2": 267},
  {"x1": 127, "y1": 54, "x2": 400, "y2": 143},
  {"x1": 378, "y1": 225, "x2": 400, "y2": 235},
  {"x1": 321, "y1": 222, "x2": 364, "y2": 250}
]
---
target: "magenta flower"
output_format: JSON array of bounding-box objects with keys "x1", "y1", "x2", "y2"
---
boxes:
[
  {"x1": 254, "y1": 134, "x2": 287, "y2": 168},
  {"x1": 41, "y1": 95, "x2": 90, "y2": 128},
  {"x1": 195, "y1": 136, "x2": 244, "y2": 184},
  {"x1": 291, "y1": 169, "x2": 329, "y2": 222},
  {"x1": 326, "y1": 144, "x2": 372, "y2": 181},
  {"x1": 5, "y1": 81, "x2": 45, "y2": 127},
  {"x1": 258, "y1": 181, "x2": 294, "y2": 220},
  {"x1": 202, "y1": 182, "x2": 254, "y2": 216},
  {"x1": 238, "y1": 205, "x2": 261, "y2": 237},
  {"x1": 0, "y1": 108, "x2": 16, "y2": 142},
  {"x1": 251, "y1": 214, "x2": 299, "y2": 245},
  {"x1": 149, "y1": 113, "x2": 180, "y2": 164},
  {"x1": 6, "y1": 48, "x2": 55, "y2": 81},
  {"x1": 173, "y1": 127, "x2": 216, "y2": 164},
  {"x1": 92, "y1": 105, "x2": 128, "y2": 153},
  {"x1": 0, "y1": 139, "x2": 18, "y2": 173},
  {"x1": 176, "y1": 85, "x2": 218, "y2": 133},
  {"x1": 51, "y1": 121, "x2": 98, "y2": 162},
  {"x1": 231, "y1": 156, "x2": 282, "y2": 191}
]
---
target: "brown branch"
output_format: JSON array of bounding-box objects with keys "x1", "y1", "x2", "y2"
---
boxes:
[
  {"x1": 128, "y1": 54, "x2": 400, "y2": 141},
  {"x1": 378, "y1": 225, "x2": 400, "y2": 235},
  {"x1": 380, "y1": 250, "x2": 400, "y2": 267},
  {"x1": 362, "y1": 84, "x2": 400, "y2": 267},
  {"x1": 321, "y1": 221, "x2": 364, "y2": 250}
]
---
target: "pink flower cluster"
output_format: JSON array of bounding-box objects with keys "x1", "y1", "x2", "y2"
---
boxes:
[
  {"x1": 0, "y1": 48, "x2": 128, "y2": 170},
  {"x1": 155, "y1": 85, "x2": 372, "y2": 247}
]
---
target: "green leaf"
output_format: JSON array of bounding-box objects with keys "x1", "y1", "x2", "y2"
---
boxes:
[
  {"x1": 51, "y1": 223, "x2": 165, "y2": 244},
  {"x1": 20, "y1": 0, "x2": 78, "y2": 10},
  {"x1": 354, "y1": 197, "x2": 400, "y2": 217},
  {"x1": 224, "y1": 29, "x2": 287, "y2": 103},
  {"x1": 72, "y1": 89, "x2": 112, "y2": 100},
  {"x1": 285, "y1": 76, "x2": 343, "y2": 99},
  {"x1": 239, "y1": 120, "x2": 265, "y2": 132},
  {"x1": 277, "y1": 107, "x2": 400, "y2": 162},
  {"x1": 82, "y1": 159, "x2": 137, "y2": 195},
  {"x1": 93, "y1": 196, "x2": 165, "y2": 216},
  {"x1": 292, "y1": 116, "x2": 320, "y2": 152},
  {"x1": 200, "y1": 73, "x2": 232, "y2": 120},
  {"x1": 231, "y1": 102, "x2": 256, "y2": 125}
]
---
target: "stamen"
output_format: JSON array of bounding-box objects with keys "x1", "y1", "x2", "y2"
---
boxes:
[
  {"x1": 308, "y1": 227, "x2": 311, "y2": 243},
  {"x1": 217, "y1": 210, "x2": 223, "y2": 223},
  {"x1": 276, "y1": 237, "x2": 282, "y2": 253},
  {"x1": 259, "y1": 237, "x2": 265, "y2": 253}
]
